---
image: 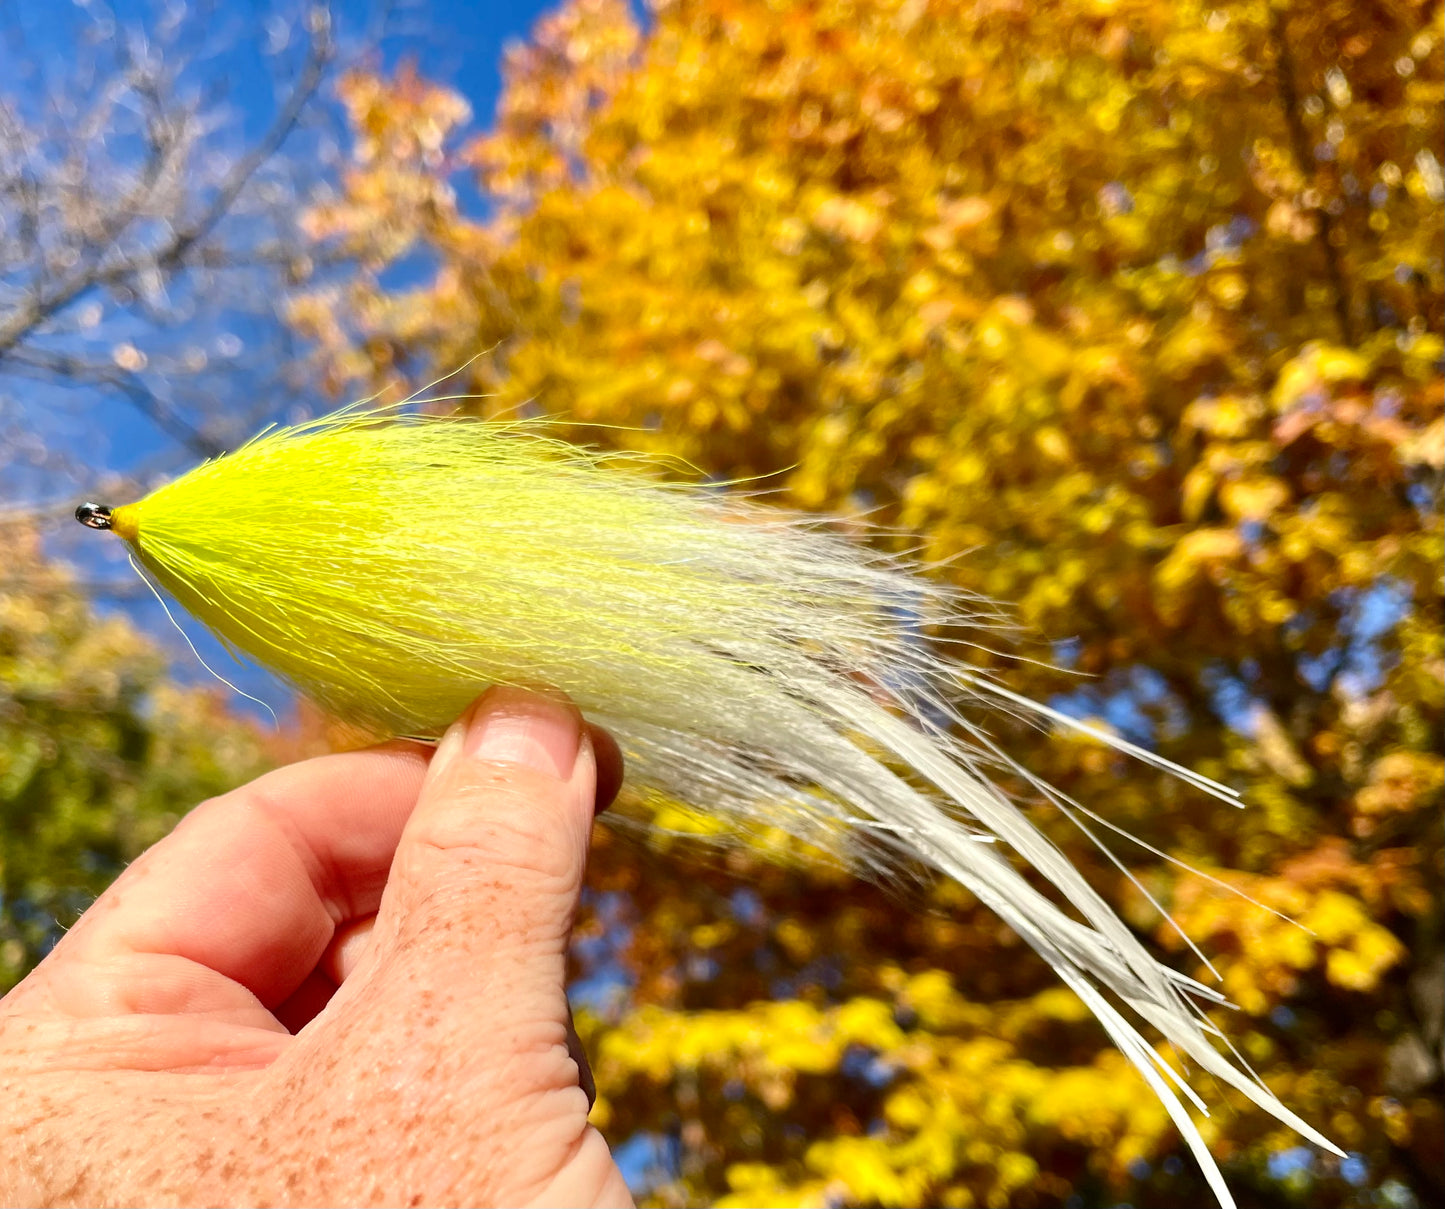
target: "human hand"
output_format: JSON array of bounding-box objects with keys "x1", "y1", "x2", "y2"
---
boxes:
[{"x1": 0, "y1": 687, "x2": 633, "y2": 1208}]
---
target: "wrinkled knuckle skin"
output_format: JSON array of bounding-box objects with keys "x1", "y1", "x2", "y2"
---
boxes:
[{"x1": 410, "y1": 765, "x2": 587, "y2": 886}]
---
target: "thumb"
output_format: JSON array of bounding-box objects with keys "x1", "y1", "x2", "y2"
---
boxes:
[
  {"x1": 310, "y1": 684, "x2": 598, "y2": 1097},
  {"x1": 265, "y1": 689, "x2": 622, "y2": 1206},
  {"x1": 367, "y1": 686, "x2": 597, "y2": 1005}
]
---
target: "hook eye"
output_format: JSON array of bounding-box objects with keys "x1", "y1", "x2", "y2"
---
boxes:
[{"x1": 75, "y1": 502, "x2": 114, "y2": 530}]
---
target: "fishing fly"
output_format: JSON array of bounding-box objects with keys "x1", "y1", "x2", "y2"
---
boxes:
[{"x1": 77, "y1": 404, "x2": 1338, "y2": 1207}]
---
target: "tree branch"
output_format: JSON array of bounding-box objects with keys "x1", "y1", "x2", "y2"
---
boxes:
[
  {"x1": 1269, "y1": 3, "x2": 1355, "y2": 346},
  {"x1": 5, "y1": 347, "x2": 224, "y2": 457},
  {"x1": 0, "y1": 6, "x2": 334, "y2": 361}
]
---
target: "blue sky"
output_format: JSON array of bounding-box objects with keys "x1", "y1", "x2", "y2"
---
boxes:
[{"x1": 4, "y1": 0, "x2": 556, "y2": 116}]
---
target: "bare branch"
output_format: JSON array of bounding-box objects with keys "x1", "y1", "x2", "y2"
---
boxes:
[
  {"x1": 4, "y1": 346, "x2": 223, "y2": 456},
  {"x1": 0, "y1": 9, "x2": 334, "y2": 360},
  {"x1": 0, "y1": 1, "x2": 389, "y2": 506}
]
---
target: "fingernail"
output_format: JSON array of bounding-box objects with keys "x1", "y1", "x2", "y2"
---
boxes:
[
  {"x1": 588, "y1": 724, "x2": 624, "y2": 814},
  {"x1": 431, "y1": 718, "x2": 467, "y2": 772},
  {"x1": 462, "y1": 686, "x2": 581, "y2": 778}
]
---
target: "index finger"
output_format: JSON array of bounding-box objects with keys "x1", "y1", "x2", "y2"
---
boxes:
[{"x1": 14, "y1": 742, "x2": 432, "y2": 1022}]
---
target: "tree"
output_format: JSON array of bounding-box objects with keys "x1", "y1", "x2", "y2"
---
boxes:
[
  {"x1": 0, "y1": 523, "x2": 277, "y2": 990},
  {"x1": 293, "y1": 0, "x2": 1443, "y2": 1205}
]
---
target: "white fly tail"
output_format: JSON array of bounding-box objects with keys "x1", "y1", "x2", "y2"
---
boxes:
[{"x1": 815, "y1": 687, "x2": 1343, "y2": 1209}]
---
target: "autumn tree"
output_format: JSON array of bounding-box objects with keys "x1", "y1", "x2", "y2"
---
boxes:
[
  {"x1": 0, "y1": 525, "x2": 281, "y2": 990},
  {"x1": 298, "y1": 0, "x2": 1445, "y2": 1204}
]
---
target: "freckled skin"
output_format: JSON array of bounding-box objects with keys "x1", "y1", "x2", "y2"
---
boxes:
[{"x1": 0, "y1": 689, "x2": 632, "y2": 1209}]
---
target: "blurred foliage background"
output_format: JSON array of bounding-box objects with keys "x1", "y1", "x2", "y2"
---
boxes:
[{"x1": 3, "y1": 0, "x2": 1442, "y2": 1206}]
